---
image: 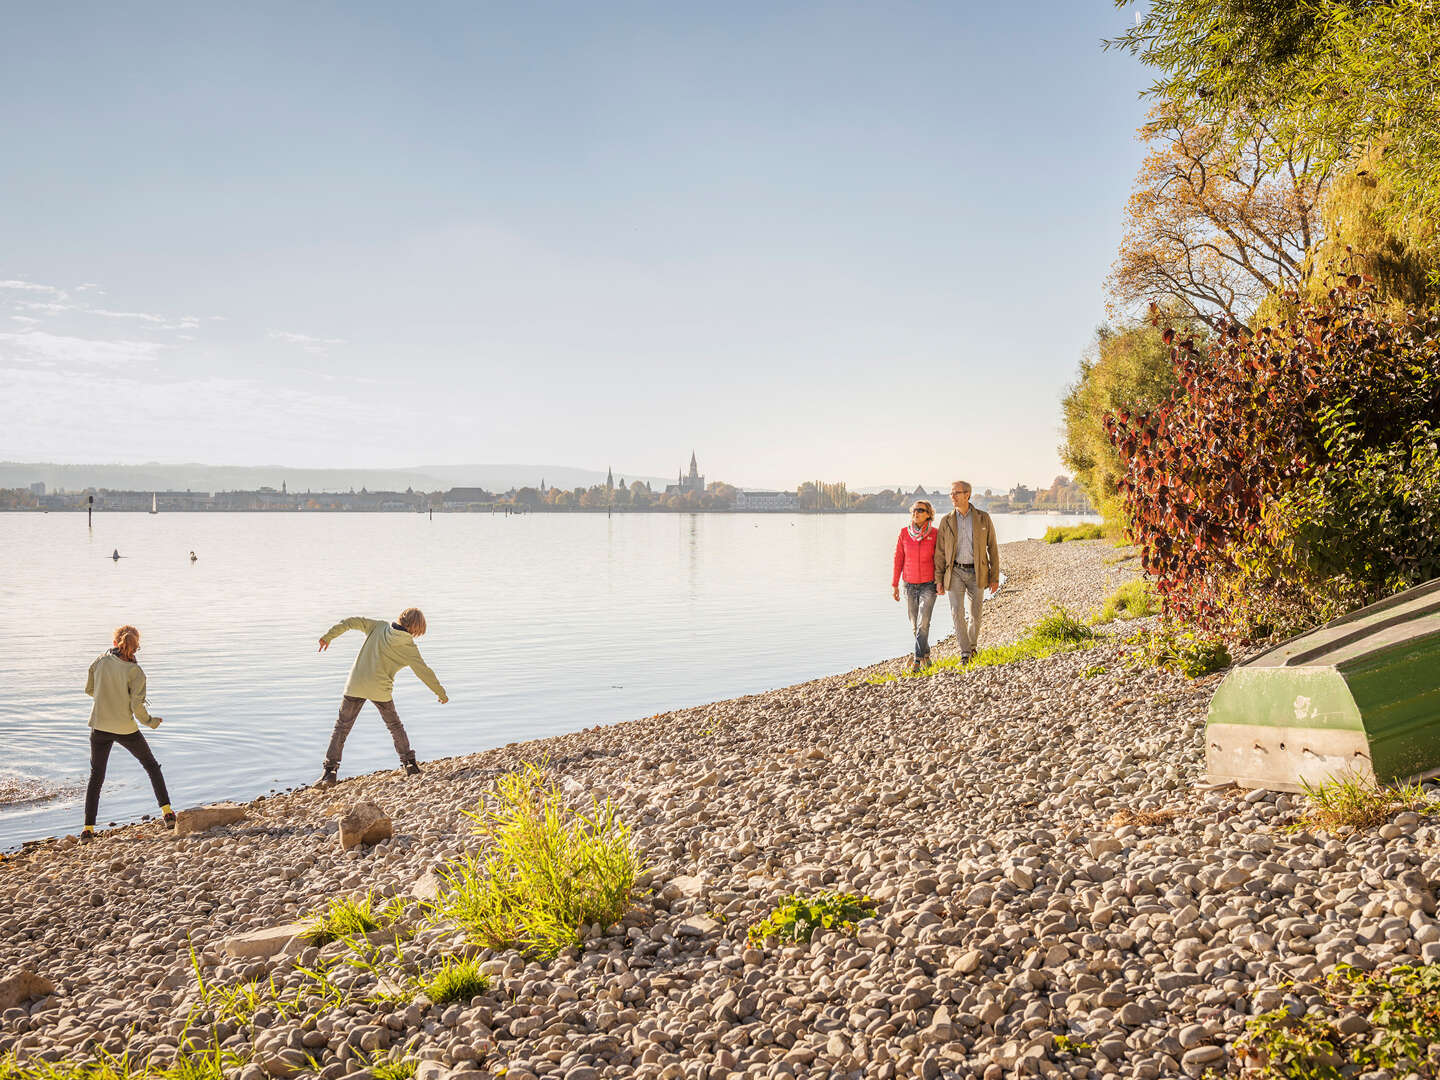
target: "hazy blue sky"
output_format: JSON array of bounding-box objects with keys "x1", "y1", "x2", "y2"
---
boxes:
[{"x1": 2, "y1": 2, "x2": 1152, "y2": 489}]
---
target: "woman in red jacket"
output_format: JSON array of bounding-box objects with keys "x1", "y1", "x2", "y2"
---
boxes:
[{"x1": 892, "y1": 500, "x2": 938, "y2": 671}]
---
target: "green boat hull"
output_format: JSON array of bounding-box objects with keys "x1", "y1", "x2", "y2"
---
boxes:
[{"x1": 1206, "y1": 578, "x2": 1440, "y2": 791}]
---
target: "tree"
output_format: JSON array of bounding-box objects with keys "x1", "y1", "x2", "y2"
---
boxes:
[
  {"x1": 1062, "y1": 319, "x2": 1187, "y2": 530},
  {"x1": 1109, "y1": 0, "x2": 1440, "y2": 233},
  {"x1": 1109, "y1": 109, "x2": 1329, "y2": 328}
]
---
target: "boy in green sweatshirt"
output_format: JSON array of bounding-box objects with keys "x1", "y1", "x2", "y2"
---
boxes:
[{"x1": 316, "y1": 606, "x2": 448, "y2": 785}]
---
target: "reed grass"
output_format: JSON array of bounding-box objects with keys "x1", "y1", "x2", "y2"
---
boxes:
[
  {"x1": 1298, "y1": 774, "x2": 1435, "y2": 832},
  {"x1": 1093, "y1": 579, "x2": 1159, "y2": 623},
  {"x1": 433, "y1": 762, "x2": 643, "y2": 960},
  {"x1": 419, "y1": 956, "x2": 489, "y2": 1005},
  {"x1": 1043, "y1": 523, "x2": 1105, "y2": 543}
]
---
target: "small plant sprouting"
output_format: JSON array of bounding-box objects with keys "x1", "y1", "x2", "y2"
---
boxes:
[
  {"x1": 1135, "y1": 626, "x2": 1230, "y2": 678},
  {"x1": 370, "y1": 1062, "x2": 419, "y2": 1080},
  {"x1": 747, "y1": 892, "x2": 877, "y2": 946},
  {"x1": 1053, "y1": 1034, "x2": 1095, "y2": 1056},
  {"x1": 420, "y1": 955, "x2": 490, "y2": 1005},
  {"x1": 1081, "y1": 663, "x2": 1107, "y2": 678}
]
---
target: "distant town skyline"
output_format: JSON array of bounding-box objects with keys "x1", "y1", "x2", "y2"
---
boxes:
[{"x1": 1, "y1": 3, "x2": 1152, "y2": 488}]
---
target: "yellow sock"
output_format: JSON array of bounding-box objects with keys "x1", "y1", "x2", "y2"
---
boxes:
[
  {"x1": 160, "y1": 804, "x2": 173, "y2": 816},
  {"x1": 82, "y1": 825, "x2": 95, "y2": 834}
]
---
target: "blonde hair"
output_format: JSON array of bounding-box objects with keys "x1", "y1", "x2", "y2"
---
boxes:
[
  {"x1": 396, "y1": 608, "x2": 427, "y2": 636},
  {"x1": 112, "y1": 625, "x2": 140, "y2": 661},
  {"x1": 910, "y1": 500, "x2": 935, "y2": 519}
]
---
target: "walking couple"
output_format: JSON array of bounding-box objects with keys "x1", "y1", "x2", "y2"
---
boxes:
[
  {"x1": 891, "y1": 480, "x2": 1000, "y2": 672},
  {"x1": 79, "y1": 608, "x2": 447, "y2": 842}
]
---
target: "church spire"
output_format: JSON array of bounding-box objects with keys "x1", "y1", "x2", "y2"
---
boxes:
[{"x1": 606, "y1": 466, "x2": 614, "y2": 491}]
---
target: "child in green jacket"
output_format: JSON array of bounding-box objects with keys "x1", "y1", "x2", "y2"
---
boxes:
[{"x1": 316, "y1": 607, "x2": 448, "y2": 785}]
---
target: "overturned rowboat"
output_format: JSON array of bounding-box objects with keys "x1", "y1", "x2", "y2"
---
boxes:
[{"x1": 1205, "y1": 578, "x2": 1440, "y2": 792}]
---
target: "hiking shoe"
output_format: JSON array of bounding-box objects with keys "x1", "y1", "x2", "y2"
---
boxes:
[
  {"x1": 163, "y1": 810, "x2": 177, "y2": 830},
  {"x1": 317, "y1": 766, "x2": 338, "y2": 787},
  {"x1": 80, "y1": 830, "x2": 95, "y2": 845},
  {"x1": 404, "y1": 759, "x2": 422, "y2": 777}
]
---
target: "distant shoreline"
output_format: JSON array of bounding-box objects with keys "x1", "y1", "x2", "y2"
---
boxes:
[{"x1": 0, "y1": 507, "x2": 1100, "y2": 516}]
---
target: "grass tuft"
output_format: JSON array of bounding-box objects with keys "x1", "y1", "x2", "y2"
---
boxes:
[
  {"x1": 1043, "y1": 522, "x2": 1105, "y2": 543},
  {"x1": 302, "y1": 892, "x2": 406, "y2": 946},
  {"x1": 1108, "y1": 807, "x2": 1177, "y2": 828},
  {"x1": 1298, "y1": 774, "x2": 1435, "y2": 832},
  {"x1": 868, "y1": 608, "x2": 1100, "y2": 684},
  {"x1": 433, "y1": 761, "x2": 643, "y2": 960},
  {"x1": 419, "y1": 955, "x2": 490, "y2": 1005},
  {"x1": 371, "y1": 1062, "x2": 418, "y2": 1080},
  {"x1": 748, "y1": 892, "x2": 877, "y2": 946},
  {"x1": 1093, "y1": 579, "x2": 1159, "y2": 623}
]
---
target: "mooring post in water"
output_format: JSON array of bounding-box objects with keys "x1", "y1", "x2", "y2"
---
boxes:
[{"x1": 87, "y1": 494, "x2": 93, "y2": 528}]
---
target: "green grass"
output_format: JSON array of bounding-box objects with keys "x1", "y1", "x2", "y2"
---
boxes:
[
  {"x1": 433, "y1": 761, "x2": 643, "y2": 960},
  {"x1": 0, "y1": 1045, "x2": 237, "y2": 1080},
  {"x1": 1237, "y1": 965, "x2": 1440, "y2": 1078},
  {"x1": 302, "y1": 892, "x2": 406, "y2": 947},
  {"x1": 1043, "y1": 522, "x2": 1105, "y2": 543},
  {"x1": 1298, "y1": 774, "x2": 1435, "y2": 832},
  {"x1": 1093, "y1": 579, "x2": 1159, "y2": 623},
  {"x1": 748, "y1": 892, "x2": 877, "y2": 946},
  {"x1": 868, "y1": 608, "x2": 1101, "y2": 684},
  {"x1": 1135, "y1": 626, "x2": 1230, "y2": 677},
  {"x1": 371, "y1": 1061, "x2": 419, "y2": 1080},
  {"x1": 419, "y1": 955, "x2": 490, "y2": 1005}
]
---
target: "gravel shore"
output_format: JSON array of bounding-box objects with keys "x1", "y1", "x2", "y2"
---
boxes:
[{"x1": 2, "y1": 539, "x2": 1436, "y2": 1080}]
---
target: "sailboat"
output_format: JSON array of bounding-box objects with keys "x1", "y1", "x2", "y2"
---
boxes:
[{"x1": 149, "y1": 493, "x2": 158, "y2": 515}]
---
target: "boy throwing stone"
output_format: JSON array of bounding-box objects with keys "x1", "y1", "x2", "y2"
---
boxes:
[{"x1": 316, "y1": 607, "x2": 448, "y2": 785}]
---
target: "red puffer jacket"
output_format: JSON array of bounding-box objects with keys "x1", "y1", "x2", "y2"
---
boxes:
[{"x1": 892, "y1": 526, "x2": 937, "y2": 587}]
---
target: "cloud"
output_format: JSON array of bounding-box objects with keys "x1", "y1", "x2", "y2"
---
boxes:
[
  {"x1": 9, "y1": 315, "x2": 38, "y2": 325},
  {"x1": 0, "y1": 279, "x2": 67, "y2": 297},
  {"x1": 269, "y1": 330, "x2": 346, "y2": 356},
  {"x1": 0, "y1": 330, "x2": 169, "y2": 369}
]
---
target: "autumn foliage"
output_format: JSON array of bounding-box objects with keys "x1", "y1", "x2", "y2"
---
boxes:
[{"x1": 1107, "y1": 281, "x2": 1440, "y2": 635}]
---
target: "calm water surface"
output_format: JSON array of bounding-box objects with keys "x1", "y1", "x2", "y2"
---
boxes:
[{"x1": 0, "y1": 511, "x2": 1097, "y2": 847}]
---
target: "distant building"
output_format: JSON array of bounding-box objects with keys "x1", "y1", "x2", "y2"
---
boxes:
[
  {"x1": 734, "y1": 490, "x2": 799, "y2": 511},
  {"x1": 665, "y1": 451, "x2": 706, "y2": 496},
  {"x1": 29, "y1": 482, "x2": 44, "y2": 495},
  {"x1": 441, "y1": 487, "x2": 494, "y2": 511}
]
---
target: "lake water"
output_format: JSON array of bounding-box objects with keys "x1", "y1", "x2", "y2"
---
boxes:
[{"x1": 0, "y1": 511, "x2": 1097, "y2": 848}]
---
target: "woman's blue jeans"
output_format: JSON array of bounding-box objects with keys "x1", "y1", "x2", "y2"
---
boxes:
[{"x1": 905, "y1": 581, "x2": 937, "y2": 659}]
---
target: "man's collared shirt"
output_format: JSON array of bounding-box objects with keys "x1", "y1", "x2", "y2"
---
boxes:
[{"x1": 953, "y1": 507, "x2": 974, "y2": 565}]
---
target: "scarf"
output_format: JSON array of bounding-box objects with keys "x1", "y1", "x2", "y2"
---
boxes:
[{"x1": 907, "y1": 524, "x2": 932, "y2": 541}]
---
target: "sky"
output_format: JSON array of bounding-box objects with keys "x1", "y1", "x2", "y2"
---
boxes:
[{"x1": 1, "y1": 2, "x2": 1154, "y2": 490}]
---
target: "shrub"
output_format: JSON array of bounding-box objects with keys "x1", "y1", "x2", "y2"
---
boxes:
[
  {"x1": 1236, "y1": 964, "x2": 1440, "y2": 1077},
  {"x1": 1136, "y1": 626, "x2": 1230, "y2": 677},
  {"x1": 748, "y1": 892, "x2": 877, "y2": 946},
  {"x1": 1042, "y1": 523, "x2": 1106, "y2": 543},
  {"x1": 303, "y1": 892, "x2": 406, "y2": 946},
  {"x1": 419, "y1": 956, "x2": 489, "y2": 1005},
  {"x1": 1094, "y1": 580, "x2": 1159, "y2": 623},
  {"x1": 1107, "y1": 283, "x2": 1440, "y2": 635},
  {"x1": 1298, "y1": 775, "x2": 1434, "y2": 832},
  {"x1": 434, "y1": 762, "x2": 642, "y2": 960}
]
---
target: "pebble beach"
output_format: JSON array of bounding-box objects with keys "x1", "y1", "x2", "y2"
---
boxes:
[{"x1": 3, "y1": 538, "x2": 1437, "y2": 1080}]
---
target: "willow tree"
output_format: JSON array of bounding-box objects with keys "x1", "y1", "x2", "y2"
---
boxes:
[{"x1": 1108, "y1": 0, "x2": 1440, "y2": 232}]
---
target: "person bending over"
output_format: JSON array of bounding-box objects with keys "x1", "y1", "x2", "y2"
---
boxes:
[
  {"x1": 316, "y1": 607, "x2": 448, "y2": 785},
  {"x1": 83, "y1": 625, "x2": 174, "y2": 842}
]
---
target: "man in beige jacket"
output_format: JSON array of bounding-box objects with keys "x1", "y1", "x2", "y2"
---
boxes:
[
  {"x1": 935, "y1": 480, "x2": 1000, "y2": 661},
  {"x1": 316, "y1": 607, "x2": 448, "y2": 785}
]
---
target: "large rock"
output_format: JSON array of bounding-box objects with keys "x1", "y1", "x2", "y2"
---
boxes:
[
  {"x1": 0, "y1": 968, "x2": 53, "y2": 1010},
  {"x1": 410, "y1": 868, "x2": 449, "y2": 901},
  {"x1": 338, "y1": 801, "x2": 392, "y2": 850},
  {"x1": 175, "y1": 802, "x2": 247, "y2": 837},
  {"x1": 219, "y1": 922, "x2": 313, "y2": 961}
]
